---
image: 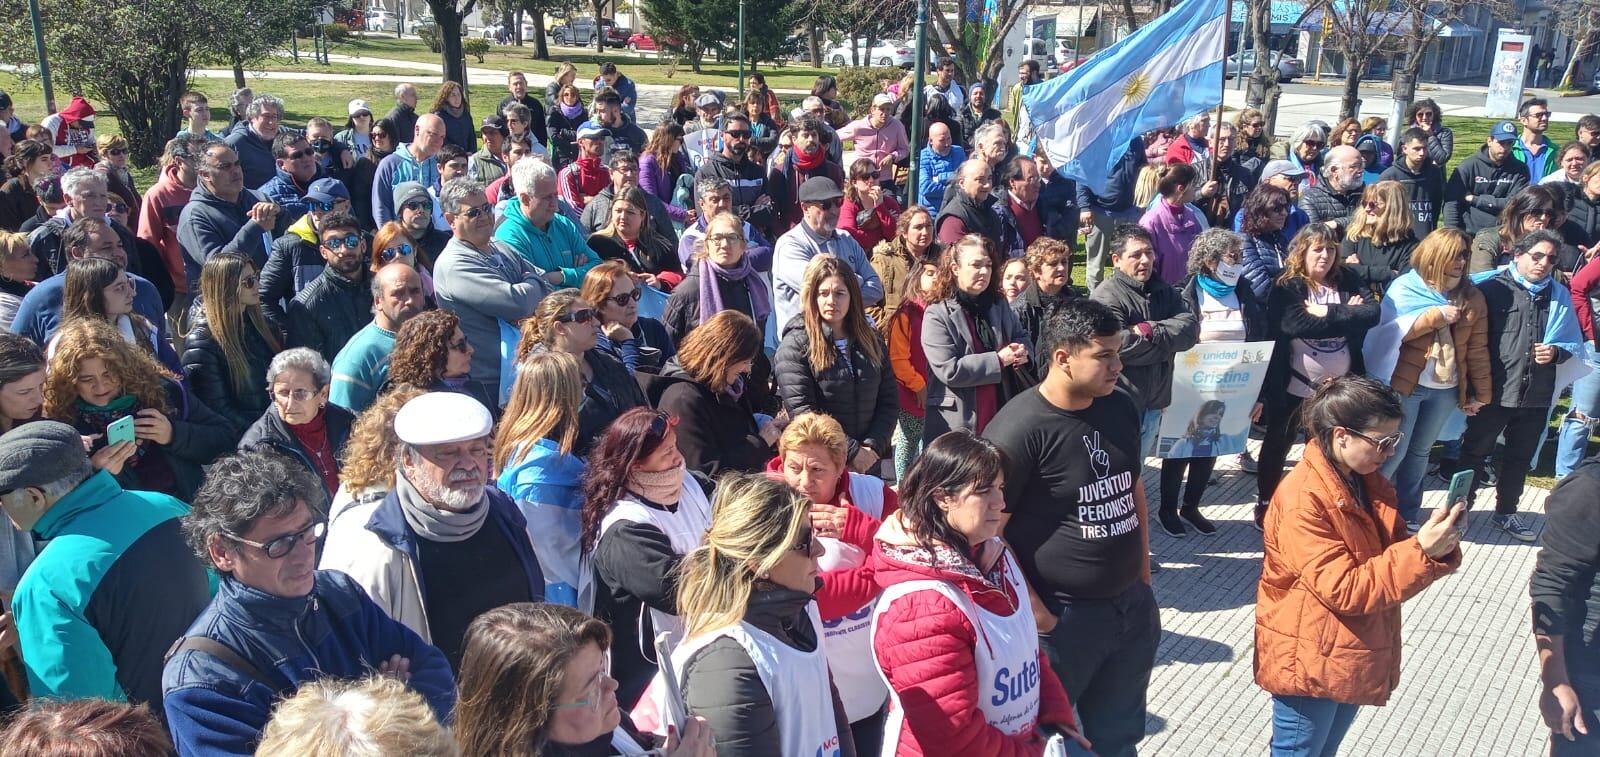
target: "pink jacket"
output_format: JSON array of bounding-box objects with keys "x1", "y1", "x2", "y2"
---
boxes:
[
  {"x1": 837, "y1": 117, "x2": 911, "y2": 181},
  {"x1": 137, "y1": 165, "x2": 195, "y2": 295},
  {"x1": 1139, "y1": 199, "x2": 1202, "y2": 284}
]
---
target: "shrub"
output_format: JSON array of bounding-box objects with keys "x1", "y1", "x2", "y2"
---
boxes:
[
  {"x1": 418, "y1": 24, "x2": 442, "y2": 53},
  {"x1": 834, "y1": 66, "x2": 899, "y2": 119},
  {"x1": 464, "y1": 38, "x2": 490, "y2": 62},
  {"x1": 323, "y1": 23, "x2": 351, "y2": 43}
]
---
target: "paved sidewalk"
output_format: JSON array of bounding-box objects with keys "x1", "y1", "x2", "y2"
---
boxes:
[{"x1": 1140, "y1": 445, "x2": 1549, "y2": 755}]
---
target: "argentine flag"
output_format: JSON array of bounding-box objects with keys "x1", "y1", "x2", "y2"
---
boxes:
[{"x1": 1022, "y1": 0, "x2": 1227, "y2": 196}]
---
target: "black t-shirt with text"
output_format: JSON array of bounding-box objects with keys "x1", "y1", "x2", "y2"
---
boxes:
[{"x1": 985, "y1": 387, "x2": 1145, "y2": 609}]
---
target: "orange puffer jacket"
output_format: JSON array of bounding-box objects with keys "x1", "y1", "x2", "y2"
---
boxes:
[{"x1": 1254, "y1": 440, "x2": 1460, "y2": 706}]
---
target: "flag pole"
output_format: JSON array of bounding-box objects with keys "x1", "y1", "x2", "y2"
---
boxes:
[{"x1": 1209, "y1": 0, "x2": 1231, "y2": 191}]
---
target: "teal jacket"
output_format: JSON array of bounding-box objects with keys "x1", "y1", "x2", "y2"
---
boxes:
[
  {"x1": 14, "y1": 471, "x2": 214, "y2": 720},
  {"x1": 493, "y1": 196, "x2": 599, "y2": 288}
]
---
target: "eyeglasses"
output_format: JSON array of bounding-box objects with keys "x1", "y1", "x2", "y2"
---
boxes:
[
  {"x1": 1343, "y1": 427, "x2": 1404, "y2": 455},
  {"x1": 240, "y1": 274, "x2": 260, "y2": 288},
  {"x1": 380, "y1": 243, "x2": 414, "y2": 262},
  {"x1": 1526, "y1": 111, "x2": 1552, "y2": 120},
  {"x1": 448, "y1": 337, "x2": 471, "y2": 353},
  {"x1": 272, "y1": 387, "x2": 320, "y2": 402},
  {"x1": 229, "y1": 521, "x2": 326, "y2": 559},
  {"x1": 604, "y1": 287, "x2": 642, "y2": 306},
  {"x1": 1301, "y1": 141, "x2": 1324, "y2": 149},
  {"x1": 551, "y1": 652, "x2": 611, "y2": 711},
  {"x1": 106, "y1": 148, "x2": 127, "y2": 156},
  {"x1": 555, "y1": 308, "x2": 596, "y2": 324},
  {"x1": 706, "y1": 231, "x2": 743, "y2": 245},
  {"x1": 322, "y1": 234, "x2": 363, "y2": 251},
  {"x1": 1220, "y1": 252, "x2": 1243, "y2": 264},
  {"x1": 1362, "y1": 200, "x2": 1383, "y2": 210},
  {"x1": 1527, "y1": 251, "x2": 1555, "y2": 263},
  {"x1": 108, "y1": 202, "x2": 129, "y2": 214},
  {"x1": 283, "y1": 148, "x2": 313, "y2": 161},
  {"x1": 455, "y1": 201, "x2": 493, "y2": 220},
  {"x1": 401, "y1": 200, "x2": 433, "y2": 213}
]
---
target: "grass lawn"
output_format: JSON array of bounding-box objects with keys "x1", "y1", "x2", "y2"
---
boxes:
[{"x1": 332, "y1": 34, "x2": 835, "y2": 90}]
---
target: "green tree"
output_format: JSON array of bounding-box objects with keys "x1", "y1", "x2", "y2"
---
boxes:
[
  {"x1": 639, "y1": 0, "x2": 801, "y2": 72},
  {"x1": 927, "y1": 0, "x2": 1029, "y2": 84},
  {"x1": 0, "y1": 0, "x2": 307, "y2": 166}
]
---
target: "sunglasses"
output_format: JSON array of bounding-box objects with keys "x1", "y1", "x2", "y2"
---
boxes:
[
  {"x1": 448, "y1": 336, "x2": 471, "y2": 353},
  {"x1": 1528, "y1": 208, "x2": 1556, "y2": 219},
  {"x1": 401, "y1": 199, "x2": 433, "y2": 213},
  {"x1": 284, "y1": 148, "x2": 313, "y2": 161},
  {"x1": 604, "y1": 287, "x2": 643, "y2": 306},
  {"x1": 308, "y1": 199, "x2": 340, "y2": 212},
  {"x1": 790, "y1": 527, "x2": 822, "y2": 557},
  {"x1": 241, "y1": 274, "x2": 260, "y2": 288},
  {"x1": 106, "y1": 148, "x2": 127, "y2": 157},
  {"x1": 1343, "y1": 427, "x2": 1404, "y2": 455},
  {"x1": 555, "y1": 308, "x2": 596, "y2": 324},
  {"x1": 228, "y1": 521, "x2": 326, "y2": 560},
  {"x1": 455, "y1": 201, "x2": 493, "y2": 220},
  {"x1": 1302, "y1": 141, "x2": 1324, "y2": 149},
  {"x1": 724, "y1": 130, "x2": 752, "y2": 139},
  {"x1": 380, "y1": 244, "x2": 414, "y2": 262},
  {"x1": 322, "y1": 234, "x2": 362, "y2": 251},
  {"x1": 108, "y1": 202, "x2": 129, "y2": 214}
]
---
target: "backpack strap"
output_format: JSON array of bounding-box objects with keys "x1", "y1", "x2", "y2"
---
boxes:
[{"x1": 164, "y1": 636, "x2": 277, "y2": 691}]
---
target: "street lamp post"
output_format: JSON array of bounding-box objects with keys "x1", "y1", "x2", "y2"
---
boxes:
[
  {"x1": 27, "y1": 0, "x2": 55, "y2": 114},
  {"x1": 905, "y1": 0, "x2": 930, "y2": 195},
  {"x1": 737, "y1": 0, "x2": 747, "y2": 99}
]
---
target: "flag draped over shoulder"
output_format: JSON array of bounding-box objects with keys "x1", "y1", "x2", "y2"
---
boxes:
[{"x1": 1022, "y1": 0, "x2": 1228, "y2": 195}]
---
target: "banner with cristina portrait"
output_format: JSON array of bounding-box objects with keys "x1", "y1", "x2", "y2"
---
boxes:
[{"x1": 1157, "y1": 341, "x2": 1275, "y2": 459}]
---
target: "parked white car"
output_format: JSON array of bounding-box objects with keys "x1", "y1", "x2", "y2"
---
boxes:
[
  {"x1": 364, "y1": 8, "x2": 396, "y2": 32},
  {"x1": 824, "y1": 40, "x2": 914, "y2": 68}
]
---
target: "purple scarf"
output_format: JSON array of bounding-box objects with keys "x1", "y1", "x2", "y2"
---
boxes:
[
  {"x1": 697, "y1": 252, "x2": 771, "y2": 327},
  {"x1": 559, "y1": 101, "x2": 585, "y2": 120}
]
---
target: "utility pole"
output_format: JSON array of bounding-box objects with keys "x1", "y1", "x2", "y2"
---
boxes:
[
  {"x1": 27, "y1": 0, "x2": 56, "y2": 113},
  {"x1": 906, "y1": 0, "x2": 930, "y2": 194}
]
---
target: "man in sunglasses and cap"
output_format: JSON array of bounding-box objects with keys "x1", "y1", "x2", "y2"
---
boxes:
[
  {"x1": 1, "y1": 421, "x2": 211, "y2": 724},
  {"x1": 286, "y1": 211, "x2": 372, "y2": 361},
  {"x1": 260, "y1": 177, "x2": 350, "y2": 329},
  {"x1": 164, "y1": 449, "x2": 454, "y2": 754},
  {"x1": 772, "y1": 176, "x2": 884, "y2": 327},
  {"x1": 321, "y1": 391, "x2": 545, "y2": 671},
  {"x1": 258, "y1": 133, "x2": 330, "y2": 236}
]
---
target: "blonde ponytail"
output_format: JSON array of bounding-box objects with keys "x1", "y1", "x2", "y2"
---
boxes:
[{"x1": 675, "y1": 473, "x2": 810, "y2": 638}]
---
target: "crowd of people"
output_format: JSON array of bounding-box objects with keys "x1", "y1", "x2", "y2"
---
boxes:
[{"x1": 0, "y1": 55, "x2": 1594, "y2": 757}]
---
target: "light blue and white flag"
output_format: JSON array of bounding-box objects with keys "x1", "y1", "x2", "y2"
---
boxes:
[{"x1": 1022, "y1": 0, "x2": 1228, "y2": 196}]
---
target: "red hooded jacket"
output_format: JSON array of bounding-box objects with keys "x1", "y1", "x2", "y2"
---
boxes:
[
  {"x1": 869, "y1": 512, "x2": 1075, "y2": 756},
  {"x1": 764, "y1": 457, "x2": 898, "y2": 621}
]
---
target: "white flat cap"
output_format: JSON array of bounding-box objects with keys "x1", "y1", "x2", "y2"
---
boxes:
[{"x1": 394, "y1": 392, "x2": 493, "y2": 446}]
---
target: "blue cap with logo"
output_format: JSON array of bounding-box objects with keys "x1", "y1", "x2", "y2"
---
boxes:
[
  {"x1": 306, "y1": 178, "x2": 350, "y2": 204},
  {"x1": 1491, "y1": 121, "x2": 1518, "y2": 142}
]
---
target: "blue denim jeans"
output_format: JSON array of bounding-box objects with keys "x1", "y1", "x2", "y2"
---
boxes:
[
  {"x1": 1270, "y1": 694, "x2": 1361, "y2": 756},
  {"x1": 1381, "y1": 385, "x2": 1459, "y2": 521},
  {"x1": 1140, "y1": 408, "x2": 1163, "y2": 459},
  {"x1": 1556, "y1": 361, "x2": 1600, "y2": 479}
]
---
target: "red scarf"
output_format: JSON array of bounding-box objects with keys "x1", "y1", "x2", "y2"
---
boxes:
[
  {"x1": 793, "y1": 146, "x2": 826, "y2": 172},
  {"x1": 288, "y1": 408, "x2": 339, "y2": 495}
]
